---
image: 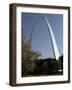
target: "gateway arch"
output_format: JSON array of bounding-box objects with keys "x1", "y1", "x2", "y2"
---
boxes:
[{"x1": 29, "y1": 16, "x2": 60, "y2": 60}]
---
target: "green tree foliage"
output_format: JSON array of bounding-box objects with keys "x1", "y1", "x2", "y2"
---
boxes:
[{"x1": 22, "y1": 38, "x2": 41, "y2": 76}]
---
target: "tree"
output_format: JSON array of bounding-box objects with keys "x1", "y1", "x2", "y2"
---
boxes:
[{"x1": 22, "y1": 38, "x2": 41, "y2": 76}]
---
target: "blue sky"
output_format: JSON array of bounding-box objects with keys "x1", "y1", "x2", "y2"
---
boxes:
[{"x1": 21, "y1": 12, "x2": 63, "y2": 59}]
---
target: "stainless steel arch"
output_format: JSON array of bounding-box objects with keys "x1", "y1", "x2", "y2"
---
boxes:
[{"x1": 29, "y1": 16, "x2": 59, "y2": 60}]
